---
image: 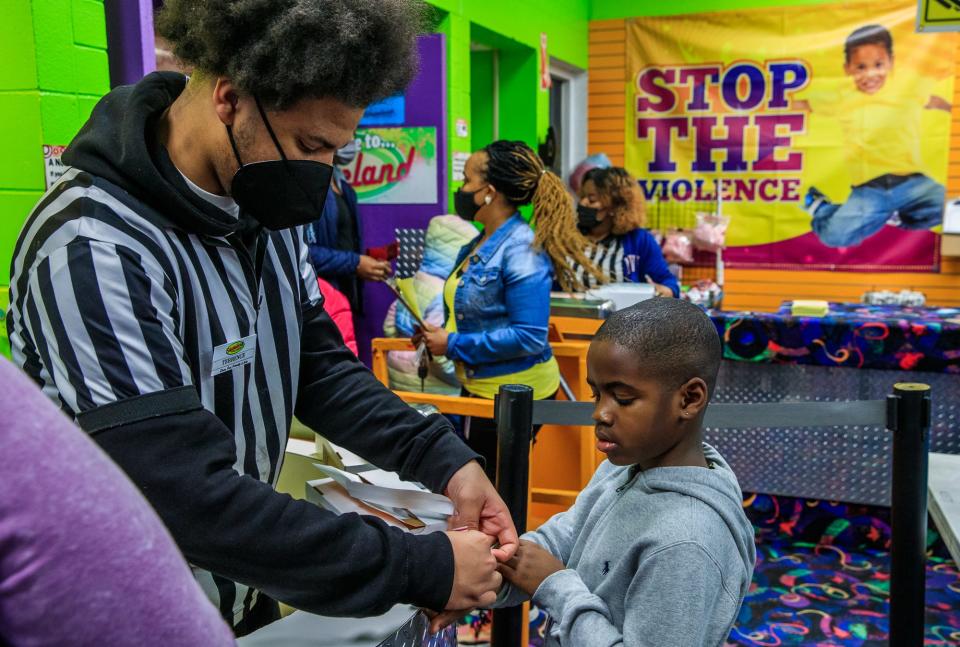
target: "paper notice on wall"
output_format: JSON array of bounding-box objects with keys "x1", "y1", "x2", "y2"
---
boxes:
[
  {"x1": 43, "y1": 145, "x2": 67, "y2": 190},
  {"x1": 452, "y1": 151, "x2": 470, "y2": 182},
  {"x1": 540, "y1": 33, "x2": 552, "y2": 90}
]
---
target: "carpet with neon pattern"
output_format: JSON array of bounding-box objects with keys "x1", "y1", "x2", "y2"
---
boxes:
[{"x1": 456, "y1": 493, "x2": 960, "y2": 646}]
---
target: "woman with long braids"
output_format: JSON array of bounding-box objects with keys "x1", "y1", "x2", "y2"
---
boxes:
[{"x1": 413, "y1": 140, "x2": 602, "y2": 476}]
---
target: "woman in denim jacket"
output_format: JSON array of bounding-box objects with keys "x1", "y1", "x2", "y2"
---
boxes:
[{"x1": 414, "y1": 140, "x2": 602, "y2": 476}]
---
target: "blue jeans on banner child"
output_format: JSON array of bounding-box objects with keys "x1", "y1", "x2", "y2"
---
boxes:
[{"x1": 808, "y1": 173, "x2": 944, "y2": 248}]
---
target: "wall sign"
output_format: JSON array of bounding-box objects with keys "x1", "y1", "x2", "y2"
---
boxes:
[
  {"x1": 452, "y1": 151, "x2": 470, "y2": 182},
  {"x1": 341, "y1": 128, "x2": 437, "y2": 204},
  {"x1": 917, "y1": 0, "x2": 960, "y2": 32},
  {"x1": 540, "y1": 33, "x2": 552, "y2": 90},
  {"x1": 359, "y1": 94, "x2": 406, "y2": 126},
  {"x1": 43, "y1": 145, "x2": 67, "y2": 190}
]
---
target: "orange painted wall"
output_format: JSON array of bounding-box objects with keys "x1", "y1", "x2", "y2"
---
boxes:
[{"x1": 588, "y1": 18, "x2": 960, "y2": 312}]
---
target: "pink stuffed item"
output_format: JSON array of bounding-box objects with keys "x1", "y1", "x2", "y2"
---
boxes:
[
  {"x1": 317, "y1": 278, "x2": 358, "y2": 355},
  {"x1": 661, "y1": 230, "x2": 694, "y2": 265},
  {"x1": 692, "y1": 213, "x2": 729, "y2": 253}
]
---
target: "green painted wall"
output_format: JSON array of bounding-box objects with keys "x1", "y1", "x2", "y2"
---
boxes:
[
  {"x1": 0, "y1": 0, "x2": 110, "y2": 356},
  {"x1": 470, "y1": 50, "x2": 495, "y2": 149},
  {"x1": 590, "y1": 0, "x2": 840, "y2": 19},
  {"x1": 428, "y1": 1, "x2": 592, "y2": 209},
  {"x1": 429, "y1": 1, "x2": 591, "y2": 68}
]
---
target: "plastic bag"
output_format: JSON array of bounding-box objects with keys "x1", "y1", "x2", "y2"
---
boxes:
[
  {"x1": 692, "y1": 213, "x2": 729, "y2": 253},
  {"x1": 661, "y1": 230, "x2": 694, "y2": 264}
]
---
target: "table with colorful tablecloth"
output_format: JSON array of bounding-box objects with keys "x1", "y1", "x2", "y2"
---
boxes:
[
  {"x1": 701, "y1": 301, "x2": 959, "y2": 506},
  {"x1": 710, "y1": 302, "x2": 960, "y2": 373}
]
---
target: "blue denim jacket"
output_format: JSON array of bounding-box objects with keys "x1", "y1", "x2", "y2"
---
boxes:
[{"x1": 445, "y1": 214, "x2": 554, "y2": 379}]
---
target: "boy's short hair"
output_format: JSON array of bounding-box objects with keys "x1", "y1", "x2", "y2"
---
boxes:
[
  {"x1": 595, "y1": 299, "x2": 722, "y2": 395},
  {"x1": 844, "y1": 25, "x2": 893, "y2": 63}
]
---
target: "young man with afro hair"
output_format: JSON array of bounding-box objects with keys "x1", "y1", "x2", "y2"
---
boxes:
[{"x1": 8, "y1": 0, "x2": 515, "y2": 635}]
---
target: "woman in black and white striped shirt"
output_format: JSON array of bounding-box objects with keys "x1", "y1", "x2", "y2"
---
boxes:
[{"x1": 569, "y1": 167, "x2": 679, "y2": 296}]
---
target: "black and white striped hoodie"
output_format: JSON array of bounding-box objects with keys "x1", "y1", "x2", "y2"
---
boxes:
[{"x1": 7, "y1": 72, "x2": 475, "y2": 628}]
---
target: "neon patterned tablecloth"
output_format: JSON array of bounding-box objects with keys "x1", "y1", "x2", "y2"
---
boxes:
[{"x1": 711, "y1": 302, "x2": 960, "y2": 374}]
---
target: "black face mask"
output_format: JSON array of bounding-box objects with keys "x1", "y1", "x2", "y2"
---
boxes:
[
  {"x1": 577, "y1": 204, "x2": 601, "y2": 234},
  {"x1": 226, "y1": 97, "x2": 333, "y2": 231},
  {"x1": 454, "y1": 187, "x2": 482, "y2": 221}
]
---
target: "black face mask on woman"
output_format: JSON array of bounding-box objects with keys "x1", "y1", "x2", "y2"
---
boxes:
[
  {"x1": 226, "y1": 97, "x2": 333, "y2": 231},
  {"x1": 454, "y1": 187, "x2": 483, "y2": 221},
  {"x1": 576, "y1": 204, "x2": 602, "y2": 234}
]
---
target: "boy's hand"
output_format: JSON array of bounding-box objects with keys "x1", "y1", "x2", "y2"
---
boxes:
[{"x1": 498, "y1": 539, "x2": 565, "y2": 597}]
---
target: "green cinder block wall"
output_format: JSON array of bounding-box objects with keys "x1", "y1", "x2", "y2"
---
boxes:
[
  {"x1": 427, "y1": 1, "x2": 593, "y2": 210},
  {"x1": 0, "y1": 0, "x2": 110, "y2": 358}
]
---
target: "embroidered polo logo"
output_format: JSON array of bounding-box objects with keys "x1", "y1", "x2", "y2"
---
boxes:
[{"x1": 602, "y1": 561, "x2": 610, "y2": 575}]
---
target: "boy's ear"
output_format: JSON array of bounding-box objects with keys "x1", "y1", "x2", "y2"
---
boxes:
[{"x1": 678, "y1": 377, "x2": 709, "y2": 420}]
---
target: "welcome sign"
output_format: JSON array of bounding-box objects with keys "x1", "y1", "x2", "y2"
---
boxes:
[
  {"x1": 626, "y1": 0, "x2": 957, "y2": 270},
  {"x1": 341, "y1": 127, "x2": 438, "y2": 205}
]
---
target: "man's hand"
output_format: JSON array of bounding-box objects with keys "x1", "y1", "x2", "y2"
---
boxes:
[
  {"x1": 357, "y1": 255, "x2": 392, "y2": 281},
  {"x1": 411, "y1": 323, "x2": 449, "y2": 357},
  {"x1": 444, "y1": 530, "x2": 501, "y2": 610},
  {"x1": 425, "y1": 608, "x2": 470, "y2": 635},
  {"x1": 498, "y1": 539, "x2": 565, "y2": 597},
  {"x1": 445, "y1": 461, "x2": 519, "y2": 562}
]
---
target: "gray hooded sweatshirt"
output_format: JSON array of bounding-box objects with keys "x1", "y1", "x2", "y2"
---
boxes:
[{"x1": 498, "y1": 443, "x2": 756, "y2": 646}]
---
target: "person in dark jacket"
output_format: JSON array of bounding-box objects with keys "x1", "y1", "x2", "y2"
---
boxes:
[
  {"x1": 572, "y1": 167, "x2": 679, "y2": 296},
  {"x1": 306, "y1": 140, "x2": 391, "y2": 313},
  {"x1": 7, "y1": 0, "x2": 514, "y2": 636}
]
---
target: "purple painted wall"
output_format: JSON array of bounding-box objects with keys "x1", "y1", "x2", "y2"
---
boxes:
[
  {"x1": 354, "y1": 34, "x2": 449, "y2": 366},
  {"x1": 104, "y1": 0, "x2": 156, "y2": 87}
]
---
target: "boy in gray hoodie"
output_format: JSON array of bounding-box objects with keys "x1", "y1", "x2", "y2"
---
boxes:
[{"x1": 496, "y1": 298, "x2": 756, "y2": 646}]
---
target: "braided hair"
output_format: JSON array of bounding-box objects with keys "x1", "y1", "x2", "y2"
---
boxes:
[
  {"x1": 583, "y1": 167, "x2": 646, "y2": 236},
  {"x1": 481, "y1": 140, "x2": 605, "y2": 292}
]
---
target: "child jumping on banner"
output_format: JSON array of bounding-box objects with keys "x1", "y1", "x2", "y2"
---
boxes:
[
  {"x1": 485, "y1": 299, "x2": 756, "y2": 646},
  {"x1": 796, "y1": 24, "x2": 951, "y2": 248}
]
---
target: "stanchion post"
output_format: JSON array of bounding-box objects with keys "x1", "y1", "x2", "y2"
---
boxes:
[
  {"x1": 888, "y1": 382, "x2": 931, "y2": 646},
  {"x1": 491, "y1": 385, "x2": 534, "y2": 647}
]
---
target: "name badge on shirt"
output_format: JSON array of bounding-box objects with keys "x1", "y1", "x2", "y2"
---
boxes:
[{"x1": 211, "y1": 335, "x2": 257, "y2": 377}]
